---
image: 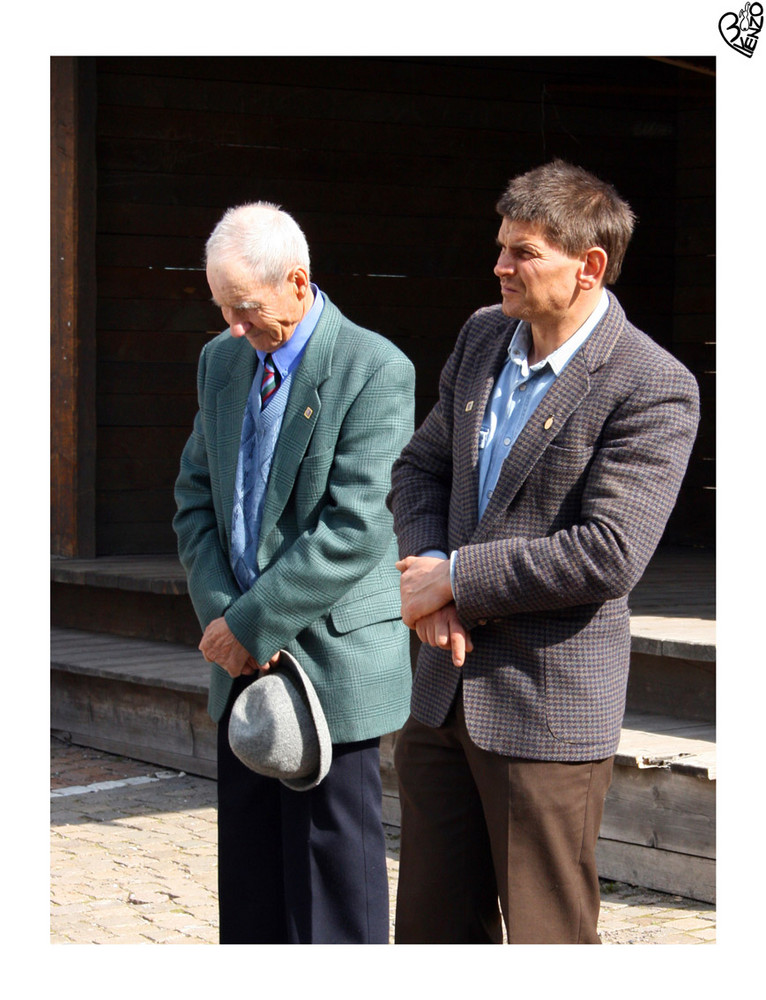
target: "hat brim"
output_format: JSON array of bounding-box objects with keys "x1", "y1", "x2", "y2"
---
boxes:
[
  {"x1": 230, "y1": 649, "x2": 332, "y2": 792},
  {"x1": 277, "y1": 649, "x2": 332, "y2": 790}
]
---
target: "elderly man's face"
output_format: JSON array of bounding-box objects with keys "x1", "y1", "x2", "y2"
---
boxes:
[{"x1": 207, "y1": 257, "x2": 310, "y2": 353}]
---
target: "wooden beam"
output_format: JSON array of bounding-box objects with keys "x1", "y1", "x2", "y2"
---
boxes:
[
  {"x1": 51, "y1": 57, "x2": 97, "y2": 557},
  {"x1": 596, "y1": 838, "x2": 715, "y2": 904}
]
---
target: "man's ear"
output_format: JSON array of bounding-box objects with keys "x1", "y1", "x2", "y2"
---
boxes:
[
  {"x1": 289, "y1": 266, "x2": 311, "y2": 298},
  {"x1": 577, "y1": 247, "x2": 608, "y2": 289}
]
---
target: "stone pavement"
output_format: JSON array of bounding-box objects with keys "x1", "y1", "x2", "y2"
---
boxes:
[{"x1": 50, "y1": 735, "x2": 716, "y2": 945}]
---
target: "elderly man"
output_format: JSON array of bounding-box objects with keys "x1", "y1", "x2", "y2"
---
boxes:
[
  {"x1": 388, "y1": 161, "x2": 700, "y2": 944},
  {"x1": 174, "y1": 202, "x2": 414, "y2": 944}
]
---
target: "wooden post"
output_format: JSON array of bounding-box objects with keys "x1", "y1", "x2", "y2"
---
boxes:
[{"x1": 51, "y1": 57, "x2": 97, "y2": 557}]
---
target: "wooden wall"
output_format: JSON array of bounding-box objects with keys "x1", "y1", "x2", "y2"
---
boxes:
[
  {"x1": 51, "y1": 58, "x2": 97, "y2": 558},
  {"x1": 62, "y1": 55, "x2": 715, "y2": 556}
]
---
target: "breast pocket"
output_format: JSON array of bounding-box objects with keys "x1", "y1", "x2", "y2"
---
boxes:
[
  {"x1": 542, "y1": 441, "x2": 596, "y2": 473},
  {"x1": 519, "y1": 443, "x2": 596, "y2": 532}
]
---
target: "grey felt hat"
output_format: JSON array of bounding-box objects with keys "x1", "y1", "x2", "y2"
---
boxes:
[{"x1": 227, "y1": 649, "x2": 332, "y2": 791}]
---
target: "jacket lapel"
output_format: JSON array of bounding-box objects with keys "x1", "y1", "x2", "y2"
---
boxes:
[
  {"x1": 471, "y1": 292, "x2": 626, "y2": 541},
  {"x1": 258, "y1": 298, "x2": 341, "y2": 545},
  {"x1": 458, "y1": 318, "x2": 517, "y2": 541}
]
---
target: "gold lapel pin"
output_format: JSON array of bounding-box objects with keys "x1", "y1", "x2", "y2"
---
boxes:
[
  {"x1": 544, "y1": 415, "x2": 554, "y2": 430},
  {"x1": 304, "y1": 407, "x2": 314, "y2": 420},
  {"x1": 465, "y1": 401, "x2": 474, "y2": 412}
]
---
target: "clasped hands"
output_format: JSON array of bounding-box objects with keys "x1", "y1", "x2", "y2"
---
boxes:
[
  {"x1": 396, "y1": 555, "x2": 473, "y2": 667},
  {"x1": 199, "y1": 556, "x2": 472, "y2": 674},
  {"x1": 199, "y1": 617, "x2": 280, "y2": 678}
]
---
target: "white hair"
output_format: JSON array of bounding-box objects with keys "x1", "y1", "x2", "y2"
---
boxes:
[{"x1": 205, "y1": 202, "x2": 311, "y2": 286}]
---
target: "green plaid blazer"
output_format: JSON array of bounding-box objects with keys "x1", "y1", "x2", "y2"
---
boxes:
[
  {"x1": 174, "y1": 296, "x2": 415, "y2": 743},
  {"x1": 389, "y1": 293, "x2": 700, "y2": 761}
]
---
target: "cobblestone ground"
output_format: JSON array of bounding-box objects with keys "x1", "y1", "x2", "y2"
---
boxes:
[{"x1": 50, "y1": 735, "x2": 716, "y2": 945}]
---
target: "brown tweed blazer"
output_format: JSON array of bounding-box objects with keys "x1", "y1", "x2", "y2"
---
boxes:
[{"x1": 388, "y1": 292, "x2": 700, "y2": 761}]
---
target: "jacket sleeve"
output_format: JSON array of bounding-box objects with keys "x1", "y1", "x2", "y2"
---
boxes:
[
  {"x1": 223, "y1": 351, "x2": 415, "y2": 665},
  {"x1": 388, "y1": 323, "x2": 469, "y2": 557},
  {"x1": 452, "y1": 363, "x2": 700, "y2": 626},
  {"x1": 173, "y1": 342, "x2": 242, "y2": 631}
]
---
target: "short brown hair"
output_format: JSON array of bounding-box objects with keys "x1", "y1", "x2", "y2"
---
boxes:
[{"x1": 495, "y1": 160, "x2": 636, "y2": 285}]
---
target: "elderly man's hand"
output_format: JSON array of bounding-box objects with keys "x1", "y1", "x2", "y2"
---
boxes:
[
  {"x1": 199, "y1": 618, "x2": 279, "y2": 678},
  {"x1": 396, "y1": 555, "x2": 454, "y2": 628},
  {"x1": 414, "y1": 604, "x2": 474, "y2": 668}
]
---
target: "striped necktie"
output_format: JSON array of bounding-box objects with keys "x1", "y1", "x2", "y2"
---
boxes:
[{"x1": 260, "y1": 353, "x2": 281, "y2": 407}]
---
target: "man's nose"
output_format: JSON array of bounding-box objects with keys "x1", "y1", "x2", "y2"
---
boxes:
[
  {"x1": 494, "y1": 253, "x2": 514, "y2": 276},
  {"x1": 228, "y1": 318, "x2": 252, "y2": 338}
]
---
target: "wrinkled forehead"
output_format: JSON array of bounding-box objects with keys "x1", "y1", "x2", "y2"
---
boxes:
[
  {"x1": 497, "y1": 217, "x2": 556, "y2": 250},
  {"x1": 206, "y1": 257, "x2": 274, "y2": 308}
]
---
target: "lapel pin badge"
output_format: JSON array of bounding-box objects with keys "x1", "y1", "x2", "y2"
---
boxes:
[
  {"x1": 465, "y1": 401, "x2": 474, "y2": 412},
  {"x1": 304, "y1": 407, "x2": 314, "y2": 419},
  {"x1": 544, "y1": 415, "x2": 555, "y2": 430}
]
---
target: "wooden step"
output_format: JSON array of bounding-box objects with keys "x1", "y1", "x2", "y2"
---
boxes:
[
  {"x1": 598, "y1": 712, "x2": 715, "y2": 904},
  {"x1": 614, "y1": 712, "x2": 715, "y2": 778},
  {"x1": 51, "y1": 626, "x2": 716, "y2": 902},
  {"x1": 51, "y1": 555, "x2": 201, "y2": 646},
  {"x1": 51, "y1": 555, "x2": 188, "y2": 594},
  {"x1": 51, "y1": 547, "x2": 717, "y2": 663},
  {"x1": 51, "y1": 627, "x2": 216, "y2": 778},
  {"x1": 51, "y1": 627, "x2": 208, "y2": 694},
  {"x1": 627, "y1": 546, "x2": 715, "y2": 662}
]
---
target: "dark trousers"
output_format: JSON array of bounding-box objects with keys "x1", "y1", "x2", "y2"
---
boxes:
[
  {"x1": 217, "y1": 677, "x2": 390, "y2": 944},
  {"x1": 393, "y1": 691, "x2": 614, "y2": 944}
]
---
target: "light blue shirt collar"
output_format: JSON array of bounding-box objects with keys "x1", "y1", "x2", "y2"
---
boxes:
[
  {"x1": 257, "y1": 284, "x2": 324, "y2": 377},
  {"x1": 507, "y1": 289, "x2": 609, "y2": 377}
]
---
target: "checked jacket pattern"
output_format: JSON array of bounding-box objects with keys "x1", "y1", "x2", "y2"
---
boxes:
[{"x1": 388, "y1": 293, "x2": 700, "y2": 762}]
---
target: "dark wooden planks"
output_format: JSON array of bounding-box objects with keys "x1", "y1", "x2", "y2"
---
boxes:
[
  {"x1": 51, "y1": 673, "x2": 217, "y2": 779},
  {"x1": 51, "y1": 582, "x2": 201, "y2": 646},
  {"x1": 80, "y1": 55, "x2": 714, "y2": 555},
  {"x1": 595, "y1": 839, "x2": 715, "y2": 904},
  {"x1": 629, "y1": 547, "x2": 715, "y2": 619},
  {"x1": 666, "y1": 65, "x2": 716, "y2": 547},
  {"x1": 51, "y1": 555, "x2": 187, "y2": 592}
]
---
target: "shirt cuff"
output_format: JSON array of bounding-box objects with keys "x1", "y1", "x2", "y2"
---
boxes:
[
  {"x1": 418, "y1": 549, "x2": 448, "y2": 560},
  {"x1": 417, "y1": 549, "x2": 455, "y2": 598}
]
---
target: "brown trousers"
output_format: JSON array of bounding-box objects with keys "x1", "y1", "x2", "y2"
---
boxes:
[{"x1": 393, "y1": 692, "x2": 614, "y2": 944}]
